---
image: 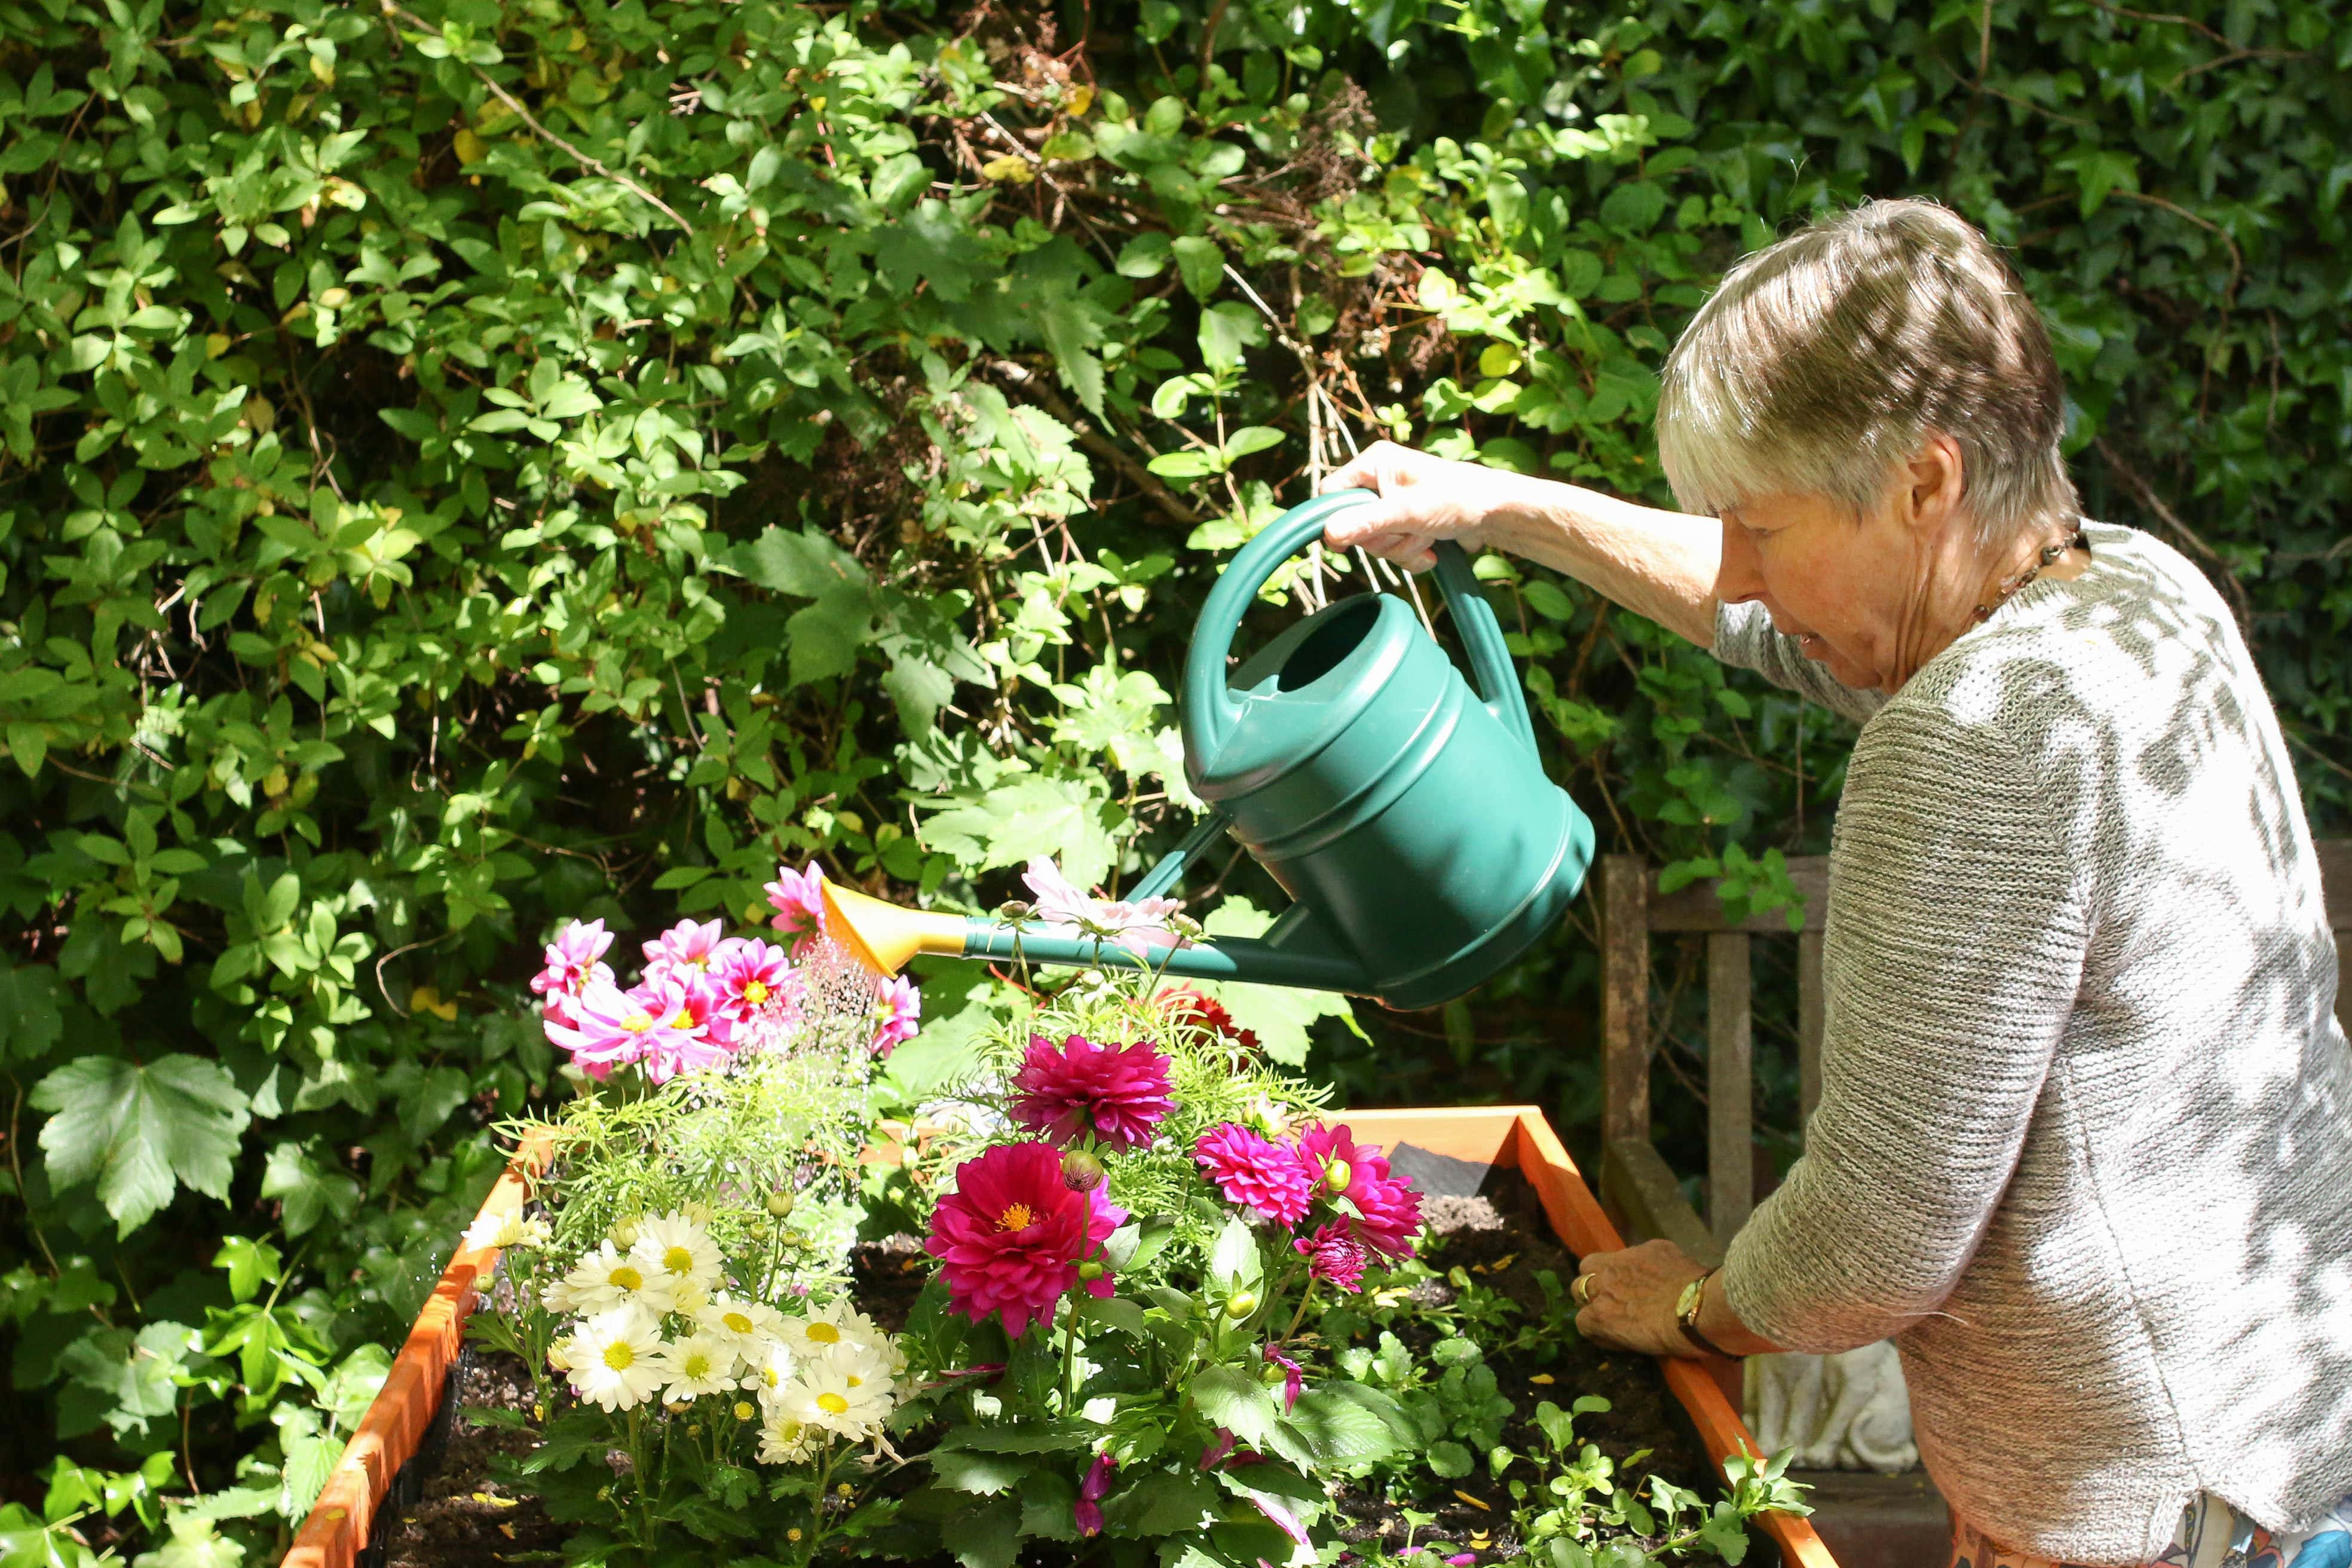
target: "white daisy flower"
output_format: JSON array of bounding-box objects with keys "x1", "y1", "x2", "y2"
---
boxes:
[
  {"x1": 669, "y1": 1278, "x2": 711, "y2": 1318},
  {"x1": 774, "y1": 1300, "x2": 884, "y2": 1360},
  {"x1": 698, "y1": 1293, "x2": 786, "y2": 1355},
  {"x1": 653, "y1": 1332, "x2": 737, "y2": 1401},
  {"x1": 755, "y1": 1409, "x2": 821, "y2": 1466},
  {"x1": 557, "y1": 1241, "x2": 678, "y2": 1316},
  {"x1": 566, "y1": 1306, "x2": 666, "y2": 1412},
  {"x1": 631, "y1": 1211, "x2": 722, "y2": 1293},
  {"x1": 463, "y1": 1210, "x2": 528, "y2": 1251},
  {"x1": 776, "y1": 1342, "x2": 896, "y2": 1439},
  {"x1": 743, "y1": 1336, "x2": 797, "y2": 1409}
]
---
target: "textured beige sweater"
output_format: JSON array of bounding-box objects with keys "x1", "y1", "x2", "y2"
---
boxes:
[{"x1": 1711, "y1": 522, "x2": 2352, "y2": 1563}]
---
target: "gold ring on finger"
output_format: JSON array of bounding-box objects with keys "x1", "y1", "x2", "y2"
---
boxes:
[{"x1": 1572, "y1": 1273, "x2": 1595, "y2": 1307}]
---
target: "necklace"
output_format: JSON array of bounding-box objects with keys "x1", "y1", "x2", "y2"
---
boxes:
[{"x1": 1972, "y1": 526, "x2": 2090, "y2": 624}]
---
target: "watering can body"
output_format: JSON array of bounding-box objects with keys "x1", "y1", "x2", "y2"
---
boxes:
[
  {"x1": 818, "y1": 491, "x2": 1594, "y2": 1010},
  {"x1": 1166, "y1": 490, "x2": 1594, "y2": 1009}
]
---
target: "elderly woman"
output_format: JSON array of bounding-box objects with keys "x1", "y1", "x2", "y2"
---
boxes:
[{"x1": 1319, "y1": 199, "x2": 2352, "y2": 1568}]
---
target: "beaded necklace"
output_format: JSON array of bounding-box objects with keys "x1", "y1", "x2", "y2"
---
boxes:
[{"x1": 1972, "y1": 526, "x2": 2091, "y2": 624}]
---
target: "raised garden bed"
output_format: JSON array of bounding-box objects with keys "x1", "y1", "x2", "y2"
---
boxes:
[{"x1": 283, "y1": 1107, "x2": 1832, "y2": 1568}]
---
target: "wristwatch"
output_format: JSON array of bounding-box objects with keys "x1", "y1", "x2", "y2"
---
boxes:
[{"x1": 1674, "y1": 1269, "x2": 1742, "y2": 1359}]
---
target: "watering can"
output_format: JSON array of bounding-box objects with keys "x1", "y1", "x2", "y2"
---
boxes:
[{"x1": 820, "y1": 489, "x2": 1595, "y2": 1010}]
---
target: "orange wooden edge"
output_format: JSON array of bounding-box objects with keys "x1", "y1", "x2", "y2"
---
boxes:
[
  {"x1": 283, "y1": 1126, "x2": 557, "y2": 1568},
  {"x1": 284, "y1": 1112, "x2": 1835, "y2": 1568}
]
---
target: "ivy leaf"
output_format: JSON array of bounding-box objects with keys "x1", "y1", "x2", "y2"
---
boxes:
[
  {"x1": 0, "y1": 961, "x2": 63, "y2": 1060},
  {"x1": 32, "y1": 1055, "x2": 251, "y2": 1236}
]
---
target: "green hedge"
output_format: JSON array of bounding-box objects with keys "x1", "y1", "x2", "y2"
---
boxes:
[{"x1": 2, "y1": 0, "x2": 2345, "y2": 1557}]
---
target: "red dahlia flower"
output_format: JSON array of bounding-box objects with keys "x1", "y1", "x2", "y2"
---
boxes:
[
  {"x1": 1297, "y1": 1123, "x2": 1423, "y2": 1261},
  {"x1": 1193, "y1": 1122, "x2": 1314, "y2": 1226},
  {"x1": 924, "y1": 1141, "x2": 1127, "y2": 1336},
  {"x1": 1007, "y1": 1034, "x2": 1174, "y2": 1151}
]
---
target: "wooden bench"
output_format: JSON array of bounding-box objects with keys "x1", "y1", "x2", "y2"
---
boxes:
[{"x1": 1597, "y1": 841, "x2": 2352, "y2": 1264}]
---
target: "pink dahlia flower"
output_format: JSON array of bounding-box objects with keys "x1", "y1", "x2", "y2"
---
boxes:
[
  {"x1": 871, "y1": 974, "x2": 921, "y2": 1057},
  {"x1": 529, "y1": 919, "x2": 615, "y2": 1027},
  {"x1": 1298, "y1": 1123, "x2": 1423, "y2": 1261},
  {"x1": 1293, "y1": 1221, "x2": 1371, "y2": 1291},
  {"x1": 709, "y1": 938, "x2": 802, "y2": 1042},
  {"x1": 1009, "y1": 1034, "x2": 1174, "y2": 1151},
  {"x1": 764, "y1": 862, "x2": 827, "y2": 950},
  {"x1": 1193, "y1": 1122, "x2": 1314, "y2": 1225},
  {"x1": 924, "y1": 1141, "x2": 1126, "y2": 1337},
  {"x1": 1022, "y1": 857, "x2": 1190, "y2": 960},
  {"x1": 626, "y1": 970, "x2": 734, "y2": 1083},
  {"x1": 545, "y1": 972, "x2": 699, "y2": 1080},
  {"x1": 640, "y1": 917, "x2": 725, "y2": 987}
]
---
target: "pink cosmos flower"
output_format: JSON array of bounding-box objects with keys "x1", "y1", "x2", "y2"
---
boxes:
[
  {"x1": 764, "y1": 862, "x2": 827, "y2": 950},
  {"x1": 1298, "y1": 1123, "x2": 1423, "y2": 1261},
  {"x1": 529, "y1": 919, "x2": 615, "y2": 1027},
  {"x1": 1008, "y1": 1034, "x2": 1174, "y2": 1152},
  {"x1": 1293, "y1": 1221, "x2": 1371, "y2": 1291},
  {"x1": 871, "y1": 974, "x2": 921, "y2": 1057},
  {"x1": 709, "y1": 938, "x2": 801, "y2": 1041},
  {"x1": 640, "y1": 918, "x2": 725, "y2": 986},
  {"x1": 1193, "y1": 1123, "x2": 1314, "y2": 1225},
  {"x1": 1022, "y1": 857, "x2": 1191, "y2": 960},
  {"x1": 544, "y1": 972, "x2": 699, "y2": 1081},
  {"x1": 1074, "y1": 1453, "x2": 1115, "y2": 1538},
  {"x1": 626, "y1": 970, "x2": 734, "y2": 1083},
  {"x1": 924, "y1": 1141, "x2": 1126, "y2": 1337}
]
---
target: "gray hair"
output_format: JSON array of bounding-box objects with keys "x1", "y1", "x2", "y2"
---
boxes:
[{"x1": 1656, "y1": 198, "x2": 2080, "y2": 547}]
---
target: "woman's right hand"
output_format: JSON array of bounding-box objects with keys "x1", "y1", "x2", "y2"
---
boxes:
[{"x1": 1317, "y1": 442, "x2": 1533, "y2": 572}]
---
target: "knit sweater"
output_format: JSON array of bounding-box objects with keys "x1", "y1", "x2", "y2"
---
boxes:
[{"x1": 1710, "y1": 522, "x2": 2352, "y2": 1564}]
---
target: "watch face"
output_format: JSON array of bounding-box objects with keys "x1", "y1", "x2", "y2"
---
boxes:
[{"x1": 1675, "y1": 1278, "x2": 1704, "y2": 1319}]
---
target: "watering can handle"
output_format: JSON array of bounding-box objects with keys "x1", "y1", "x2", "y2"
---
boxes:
[{"x1": 1181, "y1": 489, "x2": 1540, "y2": 760}]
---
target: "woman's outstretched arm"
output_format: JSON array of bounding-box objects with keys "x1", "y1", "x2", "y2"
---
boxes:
[{"x1": 1318, "y1": 442, "x2": 1725, "y2": 648}]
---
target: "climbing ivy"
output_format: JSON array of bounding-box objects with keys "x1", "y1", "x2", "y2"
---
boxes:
[{"x1": 1, "y1": 0, "x2": 2345, "y2": 1557}]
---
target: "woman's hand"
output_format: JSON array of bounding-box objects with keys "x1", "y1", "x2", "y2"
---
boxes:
[
  {"x1": 1572, "y1": 1238, "x2": 1710, "y2": 1359},
  {"x1": 1317, "y1": 441, "x2": 1535, "y2": 571}
]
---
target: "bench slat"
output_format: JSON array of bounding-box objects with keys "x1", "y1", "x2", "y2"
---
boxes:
[{"x1": 1707, "y1": 933, "x2": 1754, "y2": 1244}]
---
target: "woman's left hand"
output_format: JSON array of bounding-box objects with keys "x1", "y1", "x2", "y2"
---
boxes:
[{"x1": 1572, "y1": 1239, "x2": 1709, "y2": 1358}]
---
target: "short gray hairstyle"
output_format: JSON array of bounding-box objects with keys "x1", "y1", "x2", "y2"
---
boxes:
[{"x1": 1656, "y1": 198, "x2": 2080, "y2": 546}]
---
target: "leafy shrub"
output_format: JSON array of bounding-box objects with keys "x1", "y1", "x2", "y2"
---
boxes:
[{"x1": 3, "y1": 0, "x2": 2345, "y2": 1557}]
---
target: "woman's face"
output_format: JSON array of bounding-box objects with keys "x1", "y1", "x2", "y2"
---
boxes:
[{"x1": 1714, "y1": 485, "x2": 1954, "y2": 694}]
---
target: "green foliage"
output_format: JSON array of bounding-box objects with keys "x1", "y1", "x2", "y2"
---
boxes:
[{"x1": 4, "y1": 0, "x2": 2346, "y2": 1556}]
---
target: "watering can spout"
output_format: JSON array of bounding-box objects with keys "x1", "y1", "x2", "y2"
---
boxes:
[{"x1": 816, "y1": 878, "x2": 1374, "y2": 994}]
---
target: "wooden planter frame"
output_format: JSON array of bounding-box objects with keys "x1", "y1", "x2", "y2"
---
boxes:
[{"x1": 282, "y1": 1107, "x2": 1835, "y2": 1568}]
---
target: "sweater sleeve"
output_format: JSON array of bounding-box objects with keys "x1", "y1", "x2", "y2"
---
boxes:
[
  {"x1": 1718, "y1": 700, "x2": 2091, "y2": 1353},
  {"x1": 1711, "y1": 601, "x2": 1888, "y2": 725}
]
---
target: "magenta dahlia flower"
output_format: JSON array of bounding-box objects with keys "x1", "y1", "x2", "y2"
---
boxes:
[
  {"x1": 871, "y1": 974, "x2": 921, "y2": 1057},
  {"x1": 764, "y1": 862, "x2": 827, "y2": 950},
  {"x1": 529, "y1": 919, "x2": 615, "y2": 1027},
  {"x1": 641, "y1": 917, "x2": 725, "y2": 984},
  {"x1": 544, "y1": 972, "x2": 704, "y2": 1080},
  {"x1": 709, "y1": 938, "x2": 801, "y2": 1041},
  {"x1": 1193, "y1": 1122, "x2": 1314, "y2": 1224},
  {"x1": 1074, "y1": 1453, "x2": 1115, "y2": 1538},
  {"x1": 1293, "y1": 1221, "x2": 1371, "y2": 1291},
  {"x1": 1298, "y1": 1123, "x2": 1423, "y2": 1260},
  {"x1": 1009, "y1": 1034, "x2": 1174, "y2": 1151},
  {"x1": 924, "y1": 1141, "x2": 1126, "y2": 1336}
]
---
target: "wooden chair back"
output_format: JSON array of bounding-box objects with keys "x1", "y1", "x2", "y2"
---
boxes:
[{"x1": 1596, "y1": 842, "x2": 2352, "y2": 1266}]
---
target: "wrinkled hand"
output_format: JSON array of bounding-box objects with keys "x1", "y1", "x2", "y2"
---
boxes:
[
  {"x1": 1317, "y1": 441, "x2": 1532, "y2": 572},
  {"x1": 1573, "y1": 1238, "x2": 1708, "y2": 1359}
]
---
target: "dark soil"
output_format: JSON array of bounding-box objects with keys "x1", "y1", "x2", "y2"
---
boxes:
[{"x1": 372, "y1": 1153, "x2": 1735, "y2": 1567}]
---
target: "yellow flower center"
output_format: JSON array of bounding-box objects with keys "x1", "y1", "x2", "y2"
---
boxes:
[
  {"x1": 733, "y1": 1401, "x2": 755, "y2": 1421},
  {"x1": 817, "y1": 1392, "x2": 849, "y2": 1415},
  {"x1": 604, "y1": 1342, "x2": 635, "y2": 1371},
  {"x1": 682, "y1": 1352, "x2": 712, "y2": 1379},
  {"x1": 846, "y1": 1373, "x2": 862, "y2": 1388},
  {"x1": 997, "y1": 1203, "x2": 1035, "y2": 1233},
  {"x1": 744, "y1": 980, "x2": 769, "y2": 1004},
  {"x1": 671, "y1": 1008, "x2": 695, "y2": 1029},
  {"x1": 806, "y1": 1322, "x2": 840, "y2": 1345},
  {"x1": 763, "y1": 1365, "x2": 781, "y2": 1388},
  {"x1": 663, "y1": 1245, "x2": 694, "y2": 1275},
  {"x1": 722, "y1": 1311, "x2": 755, "y2": 1334},
  {"x1": 610, "y1": 1265, "x2": 643, "y2": 1291},
  {"x1": 622, "y1": 1013, "x2": 653, "y2": 1034}
]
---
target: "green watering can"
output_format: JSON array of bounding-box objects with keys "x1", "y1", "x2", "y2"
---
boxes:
[{"x1": 821, "y1": 491, "x2": 1596, "y2": 1009}]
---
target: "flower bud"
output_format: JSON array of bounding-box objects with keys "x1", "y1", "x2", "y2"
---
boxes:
[
  {"x1": 609, "y1": 1215, "x2": 642, "y2": 1249},
  {"x1": 1061, "y1": 1149, "x2": 1107, "y2": 1192},
  {"x1": 1224, "y1": 1291, "x2": 1258, "y2": 1319},
  {"x1": 765, "y1": 1189, "x2": 796, "y2": 1218},
  {"x1": 1077, "y1": 1260, "x2": 1105, "y2": 1281},
  {"x1": 1322, "y1": 1159, "x2": 1352, "y2": 1195},
  {"x1": 996, "y1": 899, "x2": 1034, "y2": 923},
  {"x1": 734, "y1": 1401, "x2": 755, "y2": 1421}
]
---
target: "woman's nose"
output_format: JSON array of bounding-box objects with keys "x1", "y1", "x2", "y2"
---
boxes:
[{"x1": 1716, "y1": 517, "x2": 1766, "y2": 605}]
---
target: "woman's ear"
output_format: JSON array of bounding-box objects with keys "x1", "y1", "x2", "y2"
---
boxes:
[{"x1": 1900, "y1": 434, "x2": 1967, "y2": 535}]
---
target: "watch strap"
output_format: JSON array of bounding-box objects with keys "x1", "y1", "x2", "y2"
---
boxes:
[{"x1": 1675, "y1": 1269, "x2": 1743, "y2": 1359}]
